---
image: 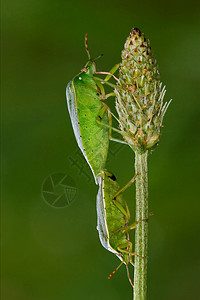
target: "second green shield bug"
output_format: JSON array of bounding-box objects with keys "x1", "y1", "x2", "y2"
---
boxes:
[
  {"x1": 66, "y1": 35, "x2": 119, "y2": 183},
  {"x1": 96, "y1": 170, "x2": 140, "y2": 288}
]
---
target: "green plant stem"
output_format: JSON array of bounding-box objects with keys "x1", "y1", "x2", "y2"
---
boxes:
[{"x1": 134, "y1": 151, "x2": 148, "y2": 300}]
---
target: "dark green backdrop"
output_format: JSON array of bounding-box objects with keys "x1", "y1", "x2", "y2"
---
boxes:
[{"x1": 2, "y1": 0, "x2": 200, "y2": 299}]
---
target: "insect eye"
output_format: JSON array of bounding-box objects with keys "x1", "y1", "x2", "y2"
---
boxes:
[{"x1": 81, "y1": 67, "x2": 88, "y2": 72}]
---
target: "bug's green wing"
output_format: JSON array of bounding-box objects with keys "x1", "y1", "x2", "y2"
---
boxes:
[
  {"x1": 96, "y1": 170, "x2": 120, "y2": 256},
  {"x1": 66, "y1": 71, "x2": 110, "y2": 183},
  {"x1": 96, "y1": 170, "x2": 128, "y2": 259}
]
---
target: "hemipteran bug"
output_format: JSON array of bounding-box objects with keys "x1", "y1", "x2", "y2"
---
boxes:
[
  {"x1": 96, "y1": 170, "x2": 141, "y2": 288},
  {"x1": 66, "y1": 35, "x2": 119, "y2": 183}
]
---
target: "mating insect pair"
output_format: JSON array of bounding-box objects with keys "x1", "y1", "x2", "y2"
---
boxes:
[{"x1": 65, "y1": 36, "x2": 149, "y2": 288}]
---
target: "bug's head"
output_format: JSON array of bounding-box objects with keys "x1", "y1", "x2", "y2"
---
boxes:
[{"x1": 82, "y1": 60, "x2": 96, "y2": 76}]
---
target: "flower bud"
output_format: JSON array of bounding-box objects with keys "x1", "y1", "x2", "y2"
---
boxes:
[{"x1": 115, "y1": 28, "x2": 171, "y2": 153}]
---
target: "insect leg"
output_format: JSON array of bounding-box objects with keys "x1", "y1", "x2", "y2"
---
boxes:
[
  {"x1": 95, "y1": 80, "x2": 106, "y2": 98},
  {"x1": 118, "y1": 241, "x2": 142, "y2": 259},
  {"x1": 108, "y1": 261, "x2": 123, "y2": 280},
  {"x1": 122, "y1": 212, "x2": 154, "y2": 233},
  {"x1": 97, "y1": 105, "x2": 127, "y2": 136},
  {"x1": 94, "y1": 76, "x2": 117, "y2": 88},
  {"x1": 94, "y1": 89, "x2": 130, "y2": 144},
  {"x1": 97, "y1": 104, "x2": 132, "y2": 143},
  {"x1": 105, "y1": 64, "x2": 120, "y2": 81},
  {"x1": 122, "y1": 222, "x2": 138, "y2": 233},
  {"x1": 109, "y1": 240, "x2": 134, "y2": 288},
  {"x1": 126, "y1": 264, "x2": 134, "y2": 288},
  {"x1": 112, "y1": 200, "x2": 130, "y2": 218},
  {"x1": 103, "y1": 92, "x2": 116, "y2": 99},
  {"x1": 112, "y1": 188, "x2": 133, "y2": 219},
  {"x1": 95, "y1": 64, "x2": 120, "y2": 82},
  {"x1": 108, "y1": 110, "x2": 129, "y2": 144},
  {"x1": 117, "y1": 241, "x2": 134, "y2": 254},
  {"x1": 109, "y1": 137, "x2": 128, "y2": 145},
  {"x1": 95, "y1": 80, "x2": 116, "y2": 101},
  {"x1": 112, "y1": 173, "x2": 139, "y2": 201}
]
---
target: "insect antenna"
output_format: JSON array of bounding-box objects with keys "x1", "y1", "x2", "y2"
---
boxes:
[
  {"x1": 126, "y1": 264, "x2": 134, "y2": 288},
  {"x1": 108, "y1": 261, "x2": 123, "y2": 279},
  {"x1": 84, "y1": 34, "x2": 91, "y2": 60},
  {"x1": 93, "y1": 53, "x2": 103, "y2": 61}
]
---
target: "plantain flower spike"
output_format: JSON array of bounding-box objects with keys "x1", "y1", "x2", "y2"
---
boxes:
[{"x1": 115, "y1": 28, "x2": 171, "y2": 153}]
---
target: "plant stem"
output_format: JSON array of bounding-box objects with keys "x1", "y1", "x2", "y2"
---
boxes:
[{"x1": 134, "y1": 151, "x2": 148, "y2": 300}]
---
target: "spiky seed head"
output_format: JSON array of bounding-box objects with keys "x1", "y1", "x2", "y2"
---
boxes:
[{"x1": 115, "y1": 28, "x2": 171, "y2": 153}]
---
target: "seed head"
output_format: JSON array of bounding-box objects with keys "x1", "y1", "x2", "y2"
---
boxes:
[{"x1": 115, "y1": 28, "x2": 171, "y2": 153}]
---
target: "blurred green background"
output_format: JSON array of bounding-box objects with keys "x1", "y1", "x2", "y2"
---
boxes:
[{"x1": 2, "y1": 0, "x2": 200, "y2": 299}]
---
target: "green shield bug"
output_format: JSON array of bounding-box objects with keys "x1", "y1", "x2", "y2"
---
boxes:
[
  {"x1": 96, "y1": 170, "x2": 140, "y2": 288},
  {"x1": 66, "y1": 35, "x2": 120, "y2": 183}
]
